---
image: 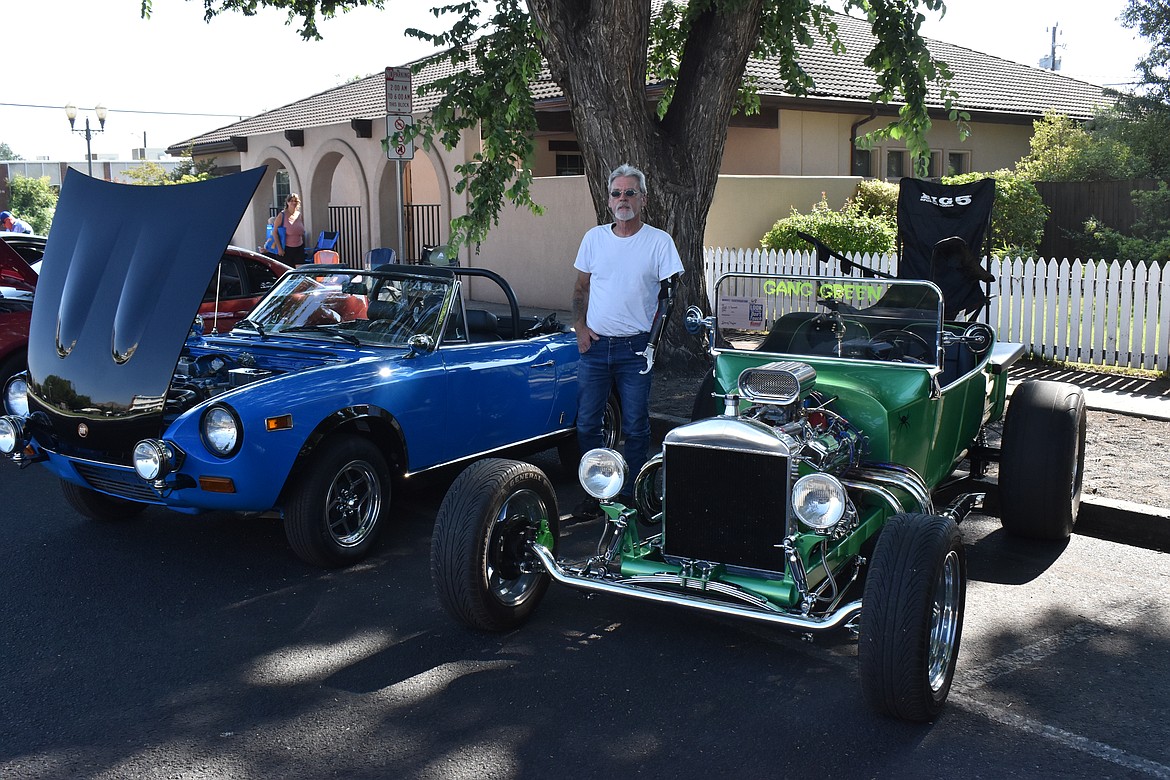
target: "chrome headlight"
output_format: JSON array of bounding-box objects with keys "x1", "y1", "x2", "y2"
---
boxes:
[
  {"x1": 792, "y1": 473, "x2": 847, "y2": 531},
  {"x1": 133, "y1": 439, "x2": 182, "y2": 481},
  {"x1": 4, "y1": 374, "x2": 29, "y2": 417},
  {"x1": 201, "y1": 405, "x2": 241, "y2": 457},
  {"x1": 578, "y1": 448, "x2": 628, "y2": 501},
  {"x1": 0, "y1": 415, "x2": 25, "y2": 455}
]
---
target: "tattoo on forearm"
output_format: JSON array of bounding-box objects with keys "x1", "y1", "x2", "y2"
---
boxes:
[{"x1": 572, "y1": 289, "x2": 587, "y2": 324}]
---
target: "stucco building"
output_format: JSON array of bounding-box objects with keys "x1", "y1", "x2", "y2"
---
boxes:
[{"x1": 169, "y1": 11, "x2": 1112, "y2": 309}]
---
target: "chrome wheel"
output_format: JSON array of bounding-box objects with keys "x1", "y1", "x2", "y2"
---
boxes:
[
  {"x1": 486, "y1": 488, "x2": 548, "y2": 606},
  {"x1": 325, "y1": 459, "x2": 383, "y2": 548},
  {"x1": 431, "y1": 459, "x2": 559, "y2": 631},
  {"x1": 927, "y1": 548, "x2": 963, "y2": 693}
]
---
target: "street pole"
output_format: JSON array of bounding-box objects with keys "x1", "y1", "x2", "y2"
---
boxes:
[{"x1": 65, "y1": 103, "x2": 107, "y2": 177}]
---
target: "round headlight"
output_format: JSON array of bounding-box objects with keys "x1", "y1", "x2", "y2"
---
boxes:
[
  {"x1": 4, "y1": 375, "x2": 29, "y2": 417},
  {"x1": 201, "y1": 405, "x2": 241, "y2": 457},
  {"x1": 133, "y1": 440, "x2": 164, "y2": 480},
  {"x1": 578, "y1": 448, "x2": 628, "y2": 500},
  {"x1": 0, "y1": 416, "x2": 22, "y2": 454},
  {"x1": 792, "y1": 473, "x2": 848, "y2": 531}
]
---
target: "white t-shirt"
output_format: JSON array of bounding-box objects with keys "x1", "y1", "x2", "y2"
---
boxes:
[{"x1": 573, "y1": 222, "x2": 684, "y2": 337}]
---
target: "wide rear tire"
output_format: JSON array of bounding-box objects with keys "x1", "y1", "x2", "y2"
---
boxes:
[
  {"x1": 431, "y1": 458, "x2": 559, "y2": 632},
  {"x1": 999, "y1": 379, "x2": 1087, "y2": 540},
  {"x1": 859, "y1": 512, "x2": 966, "y2": 722}
]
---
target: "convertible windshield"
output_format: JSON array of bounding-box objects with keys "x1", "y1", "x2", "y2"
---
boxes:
[
  {"x1": 239, "y1": 268, "x2": 454, "y2": 346},
  {"x1": 716, "y1": 274, "x2": 944, "y2": 366}
]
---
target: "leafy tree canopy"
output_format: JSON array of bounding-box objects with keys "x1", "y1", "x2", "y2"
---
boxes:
[
  {"x1": 141, "y1": 0, "x2": 960, "y2": 248},
  {"x1": 1016, "y1": 112, "x2": 1146, "y2": 182},
  {"x1": 8, "y1": 175, "x2": 58, "y2": 234},
  {"x1": 119, "y1": 149, "x2": 218, "y2": 186},
  {"x1": 1122, "y1": 0, "x2": 1170, "y2": 106},
  {"x1": 142, "y1": 0, "x2": 962, "y2": 363},
  {"x1": 0, "y1": 142, "x2": 22, "y2": 161}
]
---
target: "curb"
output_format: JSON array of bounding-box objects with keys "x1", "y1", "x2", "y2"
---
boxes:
[
  {"x1": 1078, "y1": 497, "x2": 1170, "y2": 552},
  {"x1": 649, "y1": 412, "x2": 1169, "y2": 551}
]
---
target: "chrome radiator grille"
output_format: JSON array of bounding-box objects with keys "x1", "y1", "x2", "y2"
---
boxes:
[{"x1": 662, "y1": 442, "x2": 789, "y2": 573}]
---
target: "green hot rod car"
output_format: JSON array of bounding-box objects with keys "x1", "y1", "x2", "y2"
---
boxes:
[{"x1": 429, "y1": 266, "x2": 1087, "y2": 723}]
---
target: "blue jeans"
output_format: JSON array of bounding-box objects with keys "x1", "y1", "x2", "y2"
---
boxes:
[{"x1": 577, "y1": 332, "x2": 652, "y2": 497}]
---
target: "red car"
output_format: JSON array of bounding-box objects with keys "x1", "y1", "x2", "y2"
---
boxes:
[{"x1": 0, "y1": 236, "x2": 289, "y2": 389}]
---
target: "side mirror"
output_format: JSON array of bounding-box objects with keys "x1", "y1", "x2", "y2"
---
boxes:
[
  {"x1": 684, "y1": 305, "x2": 706, "y2": 335},
  {"x1": 406, "y1": 333, "x2": 435, "y2": 357}
]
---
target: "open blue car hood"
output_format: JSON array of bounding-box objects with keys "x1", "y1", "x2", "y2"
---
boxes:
[{"x1": 26, "y1": 168, "x2": 264, "y2": 454}]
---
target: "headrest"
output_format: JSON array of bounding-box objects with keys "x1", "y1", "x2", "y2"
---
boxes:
[
  {"x1": 465, "y1": 308, "x2": 499, "y2": 332},
  {"x1": 367, "y1": 299, "x2": 401, "y2": 321}
]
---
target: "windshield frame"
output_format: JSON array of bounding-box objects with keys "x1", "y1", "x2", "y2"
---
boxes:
[
  {"x1": 235, "y1": 266, "x2": 458, "y2": 348},
  {"x1": 713, "y1": 272, "x2": 946, "y2": 370}
]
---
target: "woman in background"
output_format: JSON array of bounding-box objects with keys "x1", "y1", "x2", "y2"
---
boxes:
[{"x1": 272, "y1": 194, "x2": 308, "y2": 265}]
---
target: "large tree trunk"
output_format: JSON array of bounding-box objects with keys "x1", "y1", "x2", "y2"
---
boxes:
[{"x1": 529, "y1": 0, "x2": 763, "y2": 367}]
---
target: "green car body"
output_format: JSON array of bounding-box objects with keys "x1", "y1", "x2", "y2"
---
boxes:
[{"x1": 430, "y1": 272, "x2": 1087, "y2": 723}]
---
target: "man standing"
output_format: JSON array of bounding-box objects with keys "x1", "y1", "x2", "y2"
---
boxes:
[
  {"x1": 572, "y1": 164, "x2": 683, "y2": 512},
  {"x1": 0, "y1": 211, "x2": 34, "y2": 234}
]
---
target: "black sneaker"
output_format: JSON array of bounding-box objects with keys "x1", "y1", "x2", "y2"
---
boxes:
[{"x1": 569, "y1": 497, "x2": 604, "y2": 524}]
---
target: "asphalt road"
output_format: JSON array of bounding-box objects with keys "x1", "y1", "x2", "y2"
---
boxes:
[{"x1": 3, "y1": 451, "x2": 1170, "y2": 780}]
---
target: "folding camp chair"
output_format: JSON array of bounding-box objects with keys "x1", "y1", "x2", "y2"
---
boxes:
[
  {"x1": 895, "y1": 178, "x2": 996, "y2": 321},
  {"x1": 802, "y1": 178, "x2": 997, "y2": 321},
  {"x1": 312, "y1": 230, "x2": 340, "y2": 253},
  {"x1": 364, "y1": 247, "x2": 397, "y2": 268}
]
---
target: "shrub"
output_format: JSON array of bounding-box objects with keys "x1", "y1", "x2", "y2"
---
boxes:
[
  {"x1": 1076, "y1": 182, "x2": 1170, "y2": 263},
  {"x1": 850, "y1": 178, "x2": 898, "y2": 221},
  {"x1": 760, "y1": 194, "x2": 896, "y2": 255},
  {"x1": 943, "y1": 170, "x2": 1047, "y2": 257},
  {"x1": 7, "y1": 175, "x2": 57, "y2": 235}
]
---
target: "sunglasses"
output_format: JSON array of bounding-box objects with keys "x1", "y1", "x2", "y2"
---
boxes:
[{"x1": 609, "y1": 188, "x2": 641, "y2": 198}]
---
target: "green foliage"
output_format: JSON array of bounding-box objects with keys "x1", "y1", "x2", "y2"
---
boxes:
[
  {"x1": 1015, "y1": 112, "x2": 1145, "y2": 181},
  {"x1": 1078, "y1": 182, "x2": 1170, "y2": 263},
  {"x1": 169, "y1": 148, "x2": 218, "y2": 182},
  {"x1": 0, "y1": 142, "x2": 21, "y2": 161},
  {"x1": 7, "y1": 175, "x2": 58, "y2": 234},
  {"x1": 850, "y1": 178, "x2": 899, "y2": 220},
  {"x1": 396, "y1": 0, "x2": 544, "y2": 251},
  {"x1": 1091, "y1": 102, "x2": 1170, "y2": 180},
  {"x1": 761, "y1": 194, "x2": 896, "y2": 255},
  {"x1": 117, "y1": 152, "x2": 217, "y2": 186},
  {"x1": 845, "y1": 0, "x2": 969, "y2": 176},
  {"x1": 149, "y1": 0, "x2": 959, "y2": 257},
  {"x1": 944, "y1": 170, "x2": 1047, "y2": 256},
  {"x1": 1121, "y1": 0, "x2": 1170, "y2": 107},
  {"x1": 119, "y1": 161, "x2": 177, "y2": 186}
]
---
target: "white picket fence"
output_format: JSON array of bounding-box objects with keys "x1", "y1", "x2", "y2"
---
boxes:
[{"x1": 704, "y1": 247, "x2": 1170, "y2": 372}]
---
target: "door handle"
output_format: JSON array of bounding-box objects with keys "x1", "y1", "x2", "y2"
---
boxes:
[{"x1": 533, "y1": 360, "x2": 555, "y2": 368}]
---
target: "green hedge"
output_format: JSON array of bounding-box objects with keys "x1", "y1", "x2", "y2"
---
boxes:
[{"x1": 760, "y1": 194, "x2": 896, "y2": 255}]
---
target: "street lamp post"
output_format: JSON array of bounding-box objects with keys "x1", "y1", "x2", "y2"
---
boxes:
[{"x1": 64, "y1": 103, "x2": 108, "y2": 177}]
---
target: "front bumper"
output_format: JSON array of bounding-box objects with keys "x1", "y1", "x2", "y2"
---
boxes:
[{"x1": 528, "y1": 542, "x2": 862, "y2": 634}]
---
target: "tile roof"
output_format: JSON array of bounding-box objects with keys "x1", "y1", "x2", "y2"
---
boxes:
[{"x1": 171, "y1": 10, "x2": 1112, "y2": 153}]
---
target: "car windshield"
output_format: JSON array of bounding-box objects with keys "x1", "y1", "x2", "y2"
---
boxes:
[
  {"x1": 715, "y1": 273, "x2": 944, "y2": 367},
  {"x1": 238, "y1": 268, "x2": 455, "y2": 346}
]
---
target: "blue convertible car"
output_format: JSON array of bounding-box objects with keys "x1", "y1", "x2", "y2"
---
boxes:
[{"x1": 0, "y1": 169, "x2": 603, "y2": 566}]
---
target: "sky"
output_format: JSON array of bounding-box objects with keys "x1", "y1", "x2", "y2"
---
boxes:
[{"x1": 0, "y1": 0, "x2": 1153, "y2": 163}]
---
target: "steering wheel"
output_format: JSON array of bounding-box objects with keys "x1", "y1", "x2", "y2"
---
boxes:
[{"x1": 872, "y1": 328, "x2": 932, "y2": 363}]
